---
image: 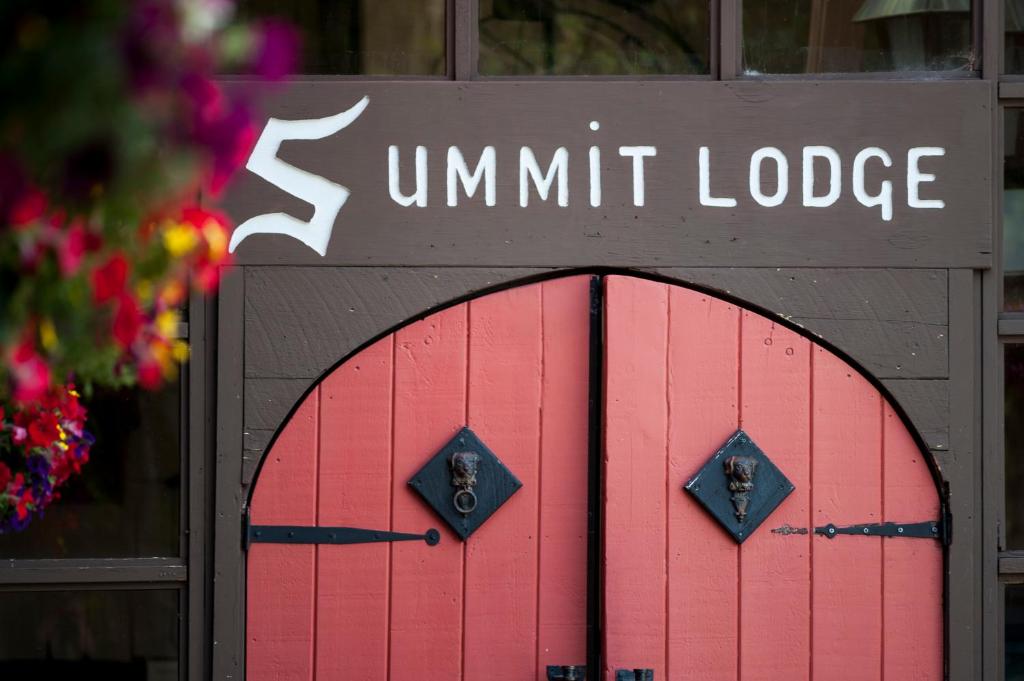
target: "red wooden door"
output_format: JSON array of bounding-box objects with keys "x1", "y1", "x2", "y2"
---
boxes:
[
  {"x1": 602, "y1": 275, "x2": 943, "y2": 681},
  {"x1": 246, "y1": 274, "x2": 943, "y2": 681},
  {"x1": 246, "y1": 276, "x2": 592, "y2": 681}
]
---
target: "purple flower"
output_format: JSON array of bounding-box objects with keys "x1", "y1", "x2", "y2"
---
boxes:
[{"x1": 248, "y1": 20, "x2": 299, "y2": 81}]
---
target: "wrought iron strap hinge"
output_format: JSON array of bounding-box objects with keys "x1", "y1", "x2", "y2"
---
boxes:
[
  {"x1": 243, "y1": 512, "x2": 440, "y2": 550},
  {"x1": 772, "y1": 518, "x2": 949, "y2": 544},
  {"x1": 816, "y1": 521, "x2": 942, "y2": 540}
]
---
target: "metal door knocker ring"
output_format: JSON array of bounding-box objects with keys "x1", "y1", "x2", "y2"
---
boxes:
[{"x1": 450, "y1": 451, "x2": 481, "y2": 516}]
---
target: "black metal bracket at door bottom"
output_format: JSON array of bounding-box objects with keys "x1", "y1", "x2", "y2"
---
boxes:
[
  {"x1": 616, "y1": 669, "x2": 654, "y2": 681},
  {"x1": 547, "y1": 665, "x2": 586, "y2": 681},
  {"x1": 244, "y1": 516, "x2": 440, "y2": 550}
]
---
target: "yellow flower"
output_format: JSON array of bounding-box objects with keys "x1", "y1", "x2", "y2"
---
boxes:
[
  {"x1": 163, "y1": 222, "x2": 200, "y2": 257},
  {"x1": 136, "y1": 279, "x2": 153, "y2": 303},
  {"x1": 202, "y1": 220, "x2": 228, "y2": 260},
  {"x1": 39, "y1": 319, "x2": 58, "y2": 351},
  {"x1": 172, "y1": 340, "x2": 190, "y2": 363},
  {"x1": 156, "y1": 310, "x2": 180, "y2": 338}
]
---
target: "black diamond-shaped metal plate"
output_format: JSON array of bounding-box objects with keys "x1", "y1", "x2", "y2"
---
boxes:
[
  {"x1": 684, "y1": 429, "x2": 794, "y2": 544},
  {"x1": 408, "y1": 426, "x2": 522, "y2": 540}
]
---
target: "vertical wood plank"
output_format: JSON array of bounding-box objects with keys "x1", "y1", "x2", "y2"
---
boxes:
[
  {"x1": 811, "y1": 349, "x2": 882, "y2": 681},
  {"x1": 463, "y1": 283, "x2": 544, "y2": 681},
  {"x1": 247, "y1": 391, "x2": 319, "y2": 681},
  {"x1": 603, "y1": 276, "x2": 668, "y2": 681},
  {"x1": 315, "y1": 338, "x2": 394, "y2": 681},
  {"x1": 739, "y1": 313, "x2": 811, "y2": 681},
  {"x1": 536, "y1": 277, "x2": 592, "y2": 676},
  {"x1": 390, "y1": 305, "x2": 468, "y2": 681},
  {"x1": 666, "y1": 287, "x2": 740, "y2": 681},
  {"x1": 882, "y1": 404, "x2": 943, "y2": 681}
]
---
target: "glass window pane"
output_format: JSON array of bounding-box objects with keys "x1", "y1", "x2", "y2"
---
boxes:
[
  {"x1": 0, "y1": 589, "x2": 179, "y2": 677},
  {"x1": 1009, "y1": 584, "x2": 1024, "y2": 679},
  {"x1": 1008, "y1": 345, "x2": 1024, "y2": 549},
  {"x1": 1009, "y1": 0, "x2": 1024, "y2": 73},
  {"x1": 0, "y1": 377, "x2": 181, "y2": 558},
  {"x1": 1008, "y1": 110, "x2": 1024, "y2": 311},
  {"x1": 235, "y1": 0, "x2": 446, "y2": 75},
  {"x1": 479, "y1": 0, "x2": 710, "y2": 75},
  {"x1": 743, "y1": 0, "x2": 972, "y2": 74}
]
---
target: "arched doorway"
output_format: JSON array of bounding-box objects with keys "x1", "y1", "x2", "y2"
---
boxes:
[{"x1": 245, "y1": 274, "x2": 943, "y2": 681}]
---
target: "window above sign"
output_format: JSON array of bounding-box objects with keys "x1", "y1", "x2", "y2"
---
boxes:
[
  {"x1": 743, "y1": 0, "x2": 973, "y2": 75},
  {"x1": 234, "y1": 0, "x2": 446, "y2": 75},
  {"x1": 478, "y1": 0, "x2": 711, "y2": 75}
]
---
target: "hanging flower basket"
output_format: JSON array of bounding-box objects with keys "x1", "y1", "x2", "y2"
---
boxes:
[{"x1": 0, "y1": 384, "x2": 92, "y2": 533}]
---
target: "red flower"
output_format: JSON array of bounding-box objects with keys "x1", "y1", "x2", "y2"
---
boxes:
[
  {"x1": 113, "y1": 294, "x2": 143, "y2": 348},
  {"x1": 16, "y1": 489, "x2": 34, "y2": 520},
  {"x1": 10, "y1": 188, "x2": 46, "y2": 227},
  {"x1": 27, "y1": 411, "x2": 59, "y2": 449},
  {"x1": 138, "y1": 360, "x2": 162, "y2": 389},
  {"x1": 91, "y1": 253, "x2": 128, "y2": 303},
  {"x1": 58, "y1": 221, "x2": 88, "y2": 276},
  {"x1": 10, "y1": 340, "x2": 50, "y2": 403},
  {"x1": 0, "y1": 462, "x2": 10, "y2": 491},
  {"x1": 60, "y1": 387, "x2": 85, "y2": 423}
]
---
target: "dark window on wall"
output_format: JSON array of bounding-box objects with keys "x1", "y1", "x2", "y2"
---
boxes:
[
  {"x1": 0, "y1": 590, "x2": 180, "y2": 677},
  {"x1": 1010, "y1": 0, "x2": 1024, "y2": 73},
  {"x1": 235, "y1": 0, "x2": 447, "y2": 75},
  {"x1": 742, "y1": 0, "x2": 972, "y2": 74},
  {"x1": 0, "y1": 316, "x2": 191, "y2": 679},
  {"x1": 1009, "y1": 110, "x2": 1024, "y2": 312},
  {"x1": 478, "y1": 0, "x2": 711, "y2": 75},
  {"x1": 0, "y1": 379, "x2": 181, "y2": 559},
  {"x1": 1010, "y1": 585, "x2": 1024, "y2": 680},
  {"x1": 1007, "y1": 345, "x2": 1024, "y2": 549}
]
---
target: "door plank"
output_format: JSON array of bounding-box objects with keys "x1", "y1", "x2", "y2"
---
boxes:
[
  {"x1": 603, "y1": 276, "x2": 669, "y2": 681},
  {"x1": 536, "y1": 277, "x2": 592, "y2": 676},
  {"x1": 315, "y1": 338, "x2": 394, "y2": 681},
  {"x1": 811, "y1": 349, "x2": 883, "y2": 681},
  {"x1": 666, "y1": 287, "x2": 740, "y2": 681},
  {"x1": 390, "y1": 306, "x2": 469, "y2": 681},
  {"x1": 882, "y1": 404, "x2": 943, "y2": 680},
  {"x1": 247, "y1": 391, "x2": 320, "y2": 681},
  {"x1": 738, "y1": 313, "x2": 812, "y2": 681},
  {"x1": 463, "y1": 283, "x2": 544, "y2": 681}
]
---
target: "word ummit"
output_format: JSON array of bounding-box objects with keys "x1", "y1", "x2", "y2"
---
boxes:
[{"x1": 387, "y1": 125, "x2": 944, "y2": 222}]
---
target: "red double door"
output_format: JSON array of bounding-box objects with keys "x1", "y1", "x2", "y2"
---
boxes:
[{"x1": 247, "y1": 275, "x2": 942, "y2": 681}]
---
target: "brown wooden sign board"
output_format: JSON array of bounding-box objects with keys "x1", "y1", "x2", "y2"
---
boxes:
[{"x1": 223, "y1": 80, "x2": 993, "y2": 269}]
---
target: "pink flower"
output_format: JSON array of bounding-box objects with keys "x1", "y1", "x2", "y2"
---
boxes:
[
  {"x1": 10, "y1": 340, "x2": 51, "y2": 403},
  {"x1": 58, "y1": 221, "x2": 88, "y2": 276}
]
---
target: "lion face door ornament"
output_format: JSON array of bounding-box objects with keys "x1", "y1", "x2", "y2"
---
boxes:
[
  {"x1": 409, "y1": 426, "x2": 523, "y2": 541},
  {"x1": 684, "y1": 429, "x2": 794, "y2": 544}
]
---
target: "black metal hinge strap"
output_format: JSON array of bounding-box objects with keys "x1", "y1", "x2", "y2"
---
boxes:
[
  {"x1": 816, "y1": 521, "x2": 941, "y2": 540},
  {"x1": 247, "y1": 524, "x2": 441, "y2": 547}
]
